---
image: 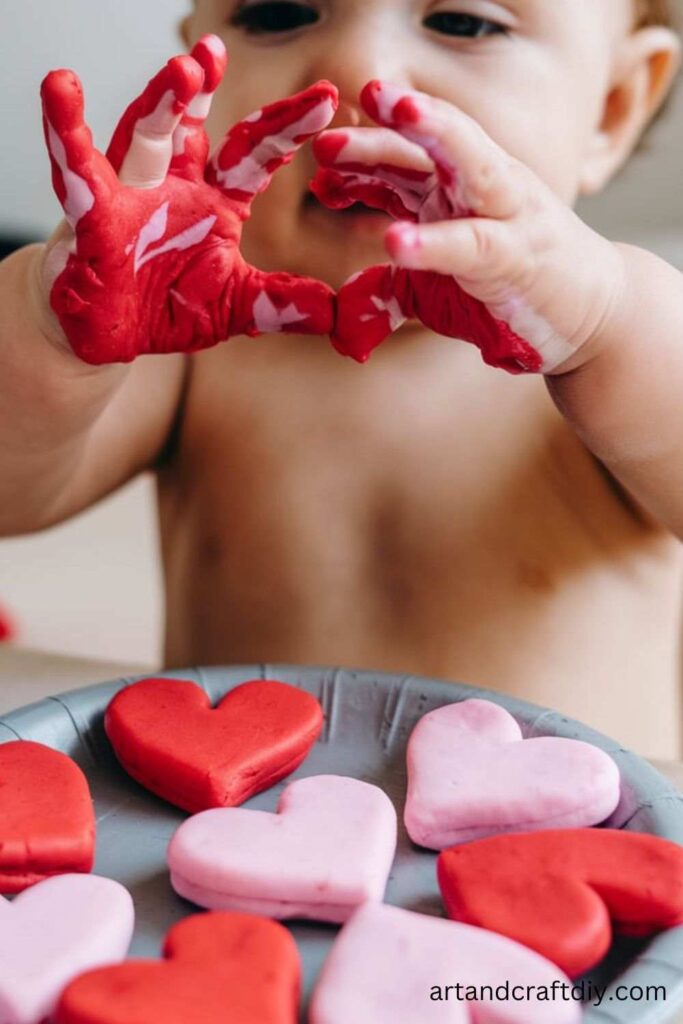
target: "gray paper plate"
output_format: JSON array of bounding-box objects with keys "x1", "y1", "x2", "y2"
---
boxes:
[{"x1": 2, "y1": 665, "x2": 683, "y2": 1023}]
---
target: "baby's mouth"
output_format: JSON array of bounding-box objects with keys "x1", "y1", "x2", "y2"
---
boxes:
[{"x1": 303, "y1": 191, "x2": 392, "y2": 235}]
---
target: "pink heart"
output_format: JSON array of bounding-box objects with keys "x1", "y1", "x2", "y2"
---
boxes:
[
  {"x1": 0, "y1": 874, "x2": 134, "y2": 1024},
  {"x1": 167, "y1": 775, "x2": 397, "y2": 923},
  {"x1": 405, "y1": 699, "x2": 620, "y2": 849},
  {"x1": 309, "y1": 902, "x2": 581, "y2": 1023}
]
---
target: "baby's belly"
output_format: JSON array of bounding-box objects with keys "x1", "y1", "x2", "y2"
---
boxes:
[
  {"x1": 160, "y1": 339, "x2": 683, "y2": 759},
  {"x1": 160, "y1": 467, "x2": 683, "y2": 760}
]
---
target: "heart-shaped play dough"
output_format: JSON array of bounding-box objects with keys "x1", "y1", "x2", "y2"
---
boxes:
[
  {"x1": 168, "y1": 775, "x2": 397, "y2": 923},
  {"x1": 438, "y1": 829, "x2": 683, "y2": 977},
  {"x1": 0, "y1": 874, "x2": 133, "y2": 1024},
  {"x1": 104, "y1": 677, "x2": 323, "y2": 813},
  {"x1": 309, "y1": 902, "x2": 580, "y2": 1023},
  {"x1": 405, "y1": 699, "x2": 620, "y2": 849},
  {"x1": 0, "y1": 741, "x2": 95, "y2": 893},
  {"x1": 55, "y1": 912, "x2": 300, "y2": 1024}
]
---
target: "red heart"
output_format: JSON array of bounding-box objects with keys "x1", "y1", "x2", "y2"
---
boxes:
[
  {"x1": 0, "y1": 741, "x2": 94, "y2": 893},
  {"x1": 105, "y1": 678, "x2": 323, "y2": 813},
  {"x1": 438, "y1": 829, "x2": 683, "y2": 977},
  {"x1": 55, "y1": 912, "x2": 300, "y2": 1024}
]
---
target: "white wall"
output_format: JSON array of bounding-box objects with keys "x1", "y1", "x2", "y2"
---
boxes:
[
  {"x1": 1, "y1": 1, "x2": 682, "y2": 666},
  {"x1": 1, "y1": 0, "x2": 188, "y2": 239}
]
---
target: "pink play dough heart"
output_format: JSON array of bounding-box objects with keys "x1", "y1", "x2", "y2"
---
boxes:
[
  {"x1": 309, "y1": 902, "x2": 581, "y2": 1023},
  {"x1": 167, "y1": 775, "x2": 397, "y2": 923},
  {"x1": 405, "y1": 699, "x2": 620, "y2": 849},
  {"x1": 0, "y1": 873, "x2": 134, "y2": 1024}
]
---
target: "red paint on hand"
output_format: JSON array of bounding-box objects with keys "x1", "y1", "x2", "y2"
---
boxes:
[
  {"x1": 313, "y1": 80, "x2": 540, "y2": 372},
  {"x1": 41, "y1": 40, "x2": 338, "y2": 364}
]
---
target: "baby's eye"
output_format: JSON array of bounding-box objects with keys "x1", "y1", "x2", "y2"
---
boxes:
[
  {"x1": 231, "y1": 1, "x2": 319, "y2": 35},
  {"x1": 423, "y1": 12, "x2": 508, "y2": 38}
]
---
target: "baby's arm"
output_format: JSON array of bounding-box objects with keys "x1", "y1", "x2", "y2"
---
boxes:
[
  {"x1": 312, "y1": 83, "x2": 683, "y2": 535},
  {"x1": 1, "y1": 37, "x2": 338, "y2": 538},
  {"x1": 0, "y1": 242, "x2": 185, "y2": 536},
  {"x1": 544, "y1": 245, "x2": 683, "y2": 534},
  {"x1": 0, "y1": 48, "x2": 216, "y2": 536}
]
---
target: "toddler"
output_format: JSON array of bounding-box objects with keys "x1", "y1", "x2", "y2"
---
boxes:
[{"x1": 1, "y1": 0, "x2": 682, "y2": 756}]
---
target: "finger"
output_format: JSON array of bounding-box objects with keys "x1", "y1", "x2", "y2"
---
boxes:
[
  {"x1": 106, "y1": 55, "x2": 205, "y2": 188},
  {"x1": 314, "y1": 127, "x2": 433, "y2": 175},
  {"x1": 208, "y1": 81, "x2": 338, "y2": 209},
  {"x1": 361, "y1": 81, "x2": 524, "y2": 220},
  {"x1": 333, "y1": 265, "x2": 407, "y2": 361},
  {"x1": 401, "y1": 269, "x2": 543, "y2": 373},
  {"x1": 229, "y1": 264, "x2": 334, "y2": 337},
  {"x1": 311, "y1": 167, "x2": 423, "y2": 221},
  {"x1": 41, "y1": 70, "x2": 117, "y2": 229},
  {"x1": 385, "y1": 218, "x2": 517, "y2": 280},
  {"x1": 170, "y1": 35, "x2": 228, "y2": 180},
  {"x1": 312, "y1": 127, "x2": 438, "y2": 221}
]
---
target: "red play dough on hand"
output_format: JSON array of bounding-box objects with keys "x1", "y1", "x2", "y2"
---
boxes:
[
  {"x1": 438, "y1": 829, "x2": 683, "y2": 977},
  {"x1": 41, "y1": 38, "x2": 337, "y2": 364},
  {"x1": 0, "y1": 741, "x2": 95, "y2": 893},
  {"x1": 311, "y1": 81, "x2": 542, "y2": 374},
  {"x1": 55, "y1": 912, "x2": 300, "y2": 1024},
  {"x1": 104, "y1": 678, "x2": 324, "y2": 813}
]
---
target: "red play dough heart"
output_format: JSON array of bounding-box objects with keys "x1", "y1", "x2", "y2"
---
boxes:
[
  {"x1": 0, "y1": 741, "x2": 95, "y2": 893},
  {"x1": 104, "y1": 678, "x2": 323, "y2": 813},
  {"x1": 55, "y1": 912, "x2": 300, "y2": 1024},
  {"x1": 438, "y1": 829, "x2": 683, "y2": 977}
]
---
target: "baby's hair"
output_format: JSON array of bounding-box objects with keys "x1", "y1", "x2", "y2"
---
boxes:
[{"x1": 635, "y1": 0, "x2": 675, "y2": 27}]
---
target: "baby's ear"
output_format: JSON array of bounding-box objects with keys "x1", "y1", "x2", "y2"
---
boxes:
[{"x1": 579, "y1": 27, "x2": 681, "y2": 195}]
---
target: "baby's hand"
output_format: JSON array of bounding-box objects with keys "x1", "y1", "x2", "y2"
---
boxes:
[
  {"x1": 41, "y1": 38, "x2": 337, "y2": 364},
  {"x1": 312, "y1": 82, "x2": 624, "y2": 375}
]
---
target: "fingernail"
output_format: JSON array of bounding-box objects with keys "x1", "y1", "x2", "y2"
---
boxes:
[
  {"x1": 386, "y1": 221, "x2": 421, "y2": 260},
  {"x1": 361, "y1": 81, "x2": 421, "y2": 126},
  {"x1": 192, "y1": 36, "x2": 228, "y2": 93},
  {"x1": 392, "y1": 96, "x2": 421, "y2": 126}
]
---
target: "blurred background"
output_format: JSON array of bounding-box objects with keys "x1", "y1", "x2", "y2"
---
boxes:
[{"x1": 1, "y1": 0, "x2": 682, "y2": 666}]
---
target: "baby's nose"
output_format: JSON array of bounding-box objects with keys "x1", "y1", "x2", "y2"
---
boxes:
[{"x1": 305, "y1": 18, "x2": 415, "y2": 125}]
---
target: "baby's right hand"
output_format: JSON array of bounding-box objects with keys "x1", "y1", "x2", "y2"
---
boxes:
[{"x1": 41, "y1": 37, "x2": 337, "y2": 365}]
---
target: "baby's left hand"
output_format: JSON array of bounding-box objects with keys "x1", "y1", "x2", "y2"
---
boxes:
[{"x1": 312, "y1": 81, "x2": 626, "y2": 375}]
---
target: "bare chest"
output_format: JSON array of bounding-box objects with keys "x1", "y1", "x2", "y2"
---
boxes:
[
  {"x1": 170, "y1": 336, "x2": 653, "y2": 595},
  {"x1": 159, "y1": 338, "x2": 683, "y2": 755}
]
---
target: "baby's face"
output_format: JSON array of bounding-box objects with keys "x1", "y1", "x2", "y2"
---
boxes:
[{"x1": 187, "y1": 0, "x2": 632, "y2": 287}]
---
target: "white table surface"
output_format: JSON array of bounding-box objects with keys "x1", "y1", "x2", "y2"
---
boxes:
[{"x1": 1, "y1": 647, "x2": 682, "y2": 792}]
